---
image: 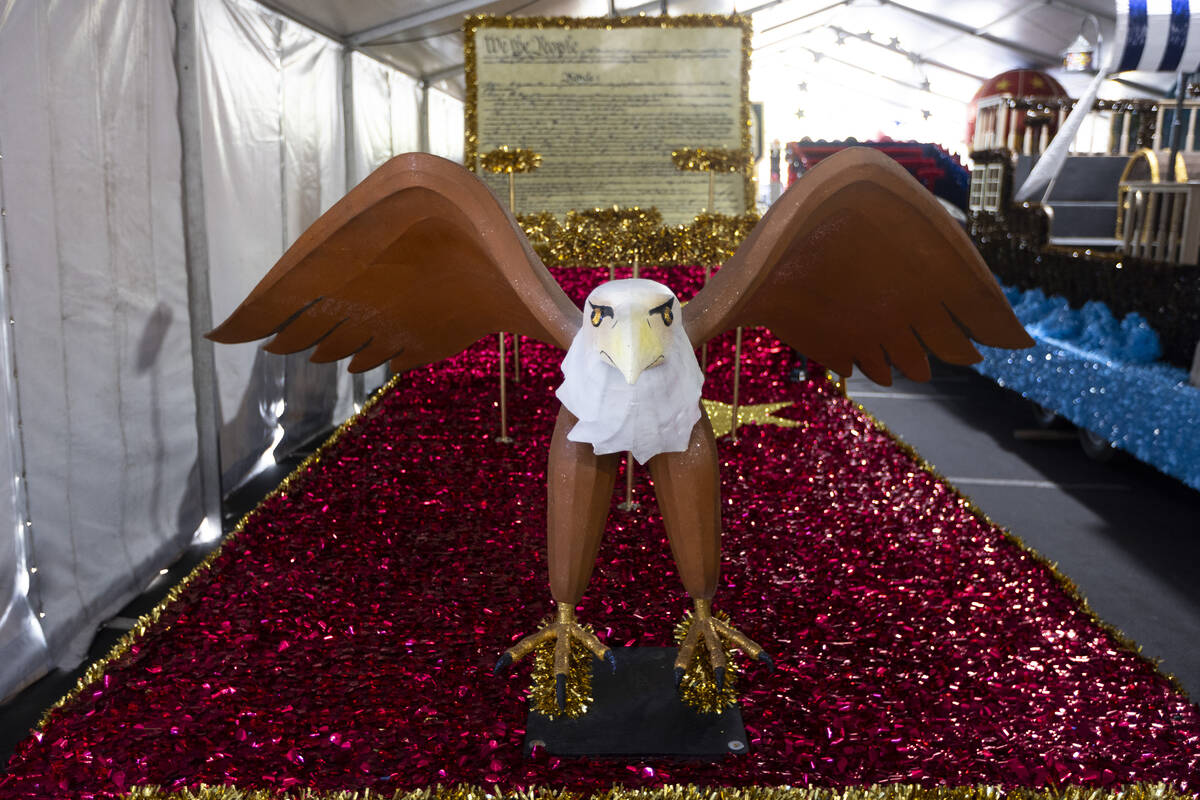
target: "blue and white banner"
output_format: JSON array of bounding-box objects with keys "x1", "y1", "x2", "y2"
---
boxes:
[{"x1": 1113, "y1": 0, "x2": 1200, "y2": 73}]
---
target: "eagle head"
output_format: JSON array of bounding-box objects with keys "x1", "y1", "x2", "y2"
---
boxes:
[
  {"x1": 555, "y1": 279, "x2": 704, "y2": 463},
  {"x1": 580, "y1": 279, "x2": 680, "y2": 385}
]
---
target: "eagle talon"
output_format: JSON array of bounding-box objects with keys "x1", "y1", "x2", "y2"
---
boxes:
[
  {"x1": 555, "y1": 673, "x2": 567, "y2": 710},
  {"x1": 494, "y1": 652, "x2": 513, "y2": 675},
  {"x1": 674, "y1": 598, "x2": 767, "y2": 684},
  {"x1": 497, "y1": 602, "x2": 611, "y2": 671}
]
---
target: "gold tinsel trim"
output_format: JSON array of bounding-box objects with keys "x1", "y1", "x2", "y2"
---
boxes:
[
  {"x1": 514, "y1": 208, "x2": 759, "y2": 267},
  {"x1": 120, "y1": 782, "x2": 1200, "y2": 800},
  {"x1": 850, "y1": 398, "x2": 1191, "y2": 702},
  {"x1": 463, "y1": 14, "x2": 756, "y2": 212},
  {"x1": 672, "y1": 147, "x2": 753, "y2": 173},
  {"x1": 480, "y1": 147, "x2": 542, "y2": 174},
  {"x1": 36, "y1": 374, "x2": 406, "y2": 731},
  {"x1": 673, "y1": 610, "x2": 740, "y2": 714},
  {"x1": 527, "y1": 619, "x2": 595, "y2": 719}
]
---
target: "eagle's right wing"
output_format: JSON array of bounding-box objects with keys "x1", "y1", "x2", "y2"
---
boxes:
[{"x1": 208, "y1": 153, "x2": 581, "y2": 372}]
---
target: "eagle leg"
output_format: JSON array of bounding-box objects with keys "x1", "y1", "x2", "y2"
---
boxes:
[
  {"x1": 648, "y1": 410, "x2": 773, "y2": 684},
  {"x1": 494, "y1": 407, "x2": 619, "y2": 711}
]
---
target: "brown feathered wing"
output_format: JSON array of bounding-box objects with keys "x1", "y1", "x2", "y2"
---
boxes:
[
  {"x1": 208, "y1": 152, "x2": 580, "y2": 372},
  {"x1": 683, "y1": 147, "x2": 1033, "y2": 385}
]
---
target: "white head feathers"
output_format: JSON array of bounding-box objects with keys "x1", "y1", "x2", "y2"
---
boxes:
[{"x1": 555, "y1": 279, "x2": 704, "y2": 464}]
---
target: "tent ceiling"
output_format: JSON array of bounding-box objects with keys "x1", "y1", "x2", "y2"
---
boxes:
[{"x1": 258, "y1": 0, "x2": 1170, "y2": 103}]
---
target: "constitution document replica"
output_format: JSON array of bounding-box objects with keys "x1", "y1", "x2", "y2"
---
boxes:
[{"x1": 465, "y1": 15, "x2": 753, "y2": 222}]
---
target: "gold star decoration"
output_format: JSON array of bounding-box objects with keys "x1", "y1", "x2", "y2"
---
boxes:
[{"x1": 701, "y1": 399, "x2": 804, "y2": 438}]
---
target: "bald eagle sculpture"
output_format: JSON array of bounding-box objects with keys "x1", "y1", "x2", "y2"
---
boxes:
[{"x1": 209, "y1": 148, "x2": 1033, "y2": 710}]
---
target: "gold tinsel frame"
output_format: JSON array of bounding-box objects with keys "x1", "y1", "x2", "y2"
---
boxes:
[
  {"x1": 15, "y1": 338, "x2": 1192, "y2": 799},
  {"x1": 463, "y1": 13, "x2": 756, "y2": 217},
  {"x1": 119, "y1": 782, "x2": 1197, "y2": 800}
]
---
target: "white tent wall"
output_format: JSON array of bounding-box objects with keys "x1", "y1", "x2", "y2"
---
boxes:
[
  {"x1": 197, "y1": 0, "x2": 357, "y2": 484},
  {"x1": 0, "y1": 0, "x2": 437, "y2": 702},
  {"x1": 428, "y1": 87, "x2": 466, "y2": 163},
  {"x1": 0, "y1": 125, "x2": 47, "y2": 699},
  {"x1": 347, "y1": 53, "x2": 420, "y2": 397},
  {"x1": 0, "y1": 0, "x2": 202, "y2": 698}
]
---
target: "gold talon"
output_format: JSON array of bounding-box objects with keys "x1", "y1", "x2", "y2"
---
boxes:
[
  {"x1": 713, "y1": 616, "x2": 766, "y2": 660},
  {"x1": 505, "y1": 602, "x2": 610, "y2": 719},
  {"x1": 672, "y1": 599, "x2": 769, "y2": 714}
]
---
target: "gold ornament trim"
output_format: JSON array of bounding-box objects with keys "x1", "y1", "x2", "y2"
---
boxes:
[
  {"x1": 672, "y1": 147, "x2": 754, "y2": 173},
  {"x1": 119, "y1": 782, "x2": 1200, "y2": 800},
  {"x1": 515, "y1": 208, "x2": 759, "y2": 267},
  {"x1": 463, "y1": 13, "x2": 756, "y2": 213},
  {"x1": 848, "y1": 396, "x2": 1192, "y2": 702},
  {"x1": 34, "y1": 374, "x2": 406, "y2": 731},
  {"x1": 480, "y1": 146, "x2": 543, "y2": 174}
]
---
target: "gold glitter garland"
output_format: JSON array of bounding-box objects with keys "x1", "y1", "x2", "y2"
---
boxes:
[
  {"x1": 515, "y1": 209, "x2": 760, "y2": 267},
  {"x1": 463, "y1": 13, "x2": 756, "y2": 213},
  {"x1": 672, "y1": 147, "x2": 753, "y2": 173},
  {"x1": 673, "y1": 609, "x2": 740, "y2": 714},
  {"x1": 480, "y1": 147, "x2": 542, "y2": 174},
  {"x1": 527, "y1": 619, "x2": 596, "y2": 719},
  {"x1": 36, "y1": 374, "x2": 406, "y2": 731},
  {"x1": 850, "y1": 398, "x2": 1191, "y2": 701},
  {"x1": 121, "y1": 782, "x2": 1199, "y2": 800}
]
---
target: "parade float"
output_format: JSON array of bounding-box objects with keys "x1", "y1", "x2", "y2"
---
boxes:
[{"x1": 962, "y1": 26, "x2": 1200, "y2": 487}]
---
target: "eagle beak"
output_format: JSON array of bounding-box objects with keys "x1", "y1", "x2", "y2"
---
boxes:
[{"x1": 600, "y1": 318, "x2": 666, "y2": 385}]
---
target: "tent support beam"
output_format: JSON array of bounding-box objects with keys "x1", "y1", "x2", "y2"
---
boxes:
[
  {"x1": 349, "y1": 0, "x2": 498, "y2": 46},
  {"x1": 418, "y1": 80, "x2": 431, "y2": 154},
  {"x1": 173, "y1": 0, "x2": 224, "y2": 537},
  {"x1": 341, "y1": 49, "x2": 367, "y2": 409},
  {"x1": 874, "y1": 0, "x2": 1065, "y2": 66}
]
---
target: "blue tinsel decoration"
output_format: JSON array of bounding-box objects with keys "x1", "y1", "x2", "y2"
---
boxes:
[{"x1": 974, "y1": 286, "x2": 1200, "y2": 490}]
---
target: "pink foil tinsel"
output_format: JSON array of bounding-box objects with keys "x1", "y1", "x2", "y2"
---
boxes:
[{"x1": 1, "y1": 267, "x2": 1197, "y2": 798}]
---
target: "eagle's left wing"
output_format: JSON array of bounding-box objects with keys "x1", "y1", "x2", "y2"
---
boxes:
[{"x1": 683, "y1": 147, "x2": 1032, "y2": 385}]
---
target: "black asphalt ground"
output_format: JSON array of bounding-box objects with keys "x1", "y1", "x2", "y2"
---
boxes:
[{"x1": 844, "y1": 362, "x2": 1200, "y2": 701}]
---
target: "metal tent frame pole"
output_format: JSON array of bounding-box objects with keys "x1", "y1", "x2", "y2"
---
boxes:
[{"x1": 174, "y1": 0, "x2": 224, "y2": 539}]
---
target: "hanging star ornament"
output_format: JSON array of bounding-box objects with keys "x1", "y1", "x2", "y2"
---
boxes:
[{"x1": 209, "y1": 149, "x2": 1033, "y2": 715}]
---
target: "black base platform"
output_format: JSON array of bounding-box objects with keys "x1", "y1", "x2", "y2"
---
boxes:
[{"x1": 524, "y1": 647, "x2": 747, "y2": 758}]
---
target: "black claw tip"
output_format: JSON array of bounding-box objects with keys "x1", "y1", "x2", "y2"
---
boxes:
[
  {"x1": 715, "y1": 666, "x2": 726, "y2": 691},
  {"x1": 757, "y1": 651, "x2": 774, "y2": 672},
  {"x1": 555, "y1": 673, "x2": 567, "y2": 710},
  {"x1": 605, "y1": 650, "x2": 617, "y2": 673},
  {"x1": 674, "y1": 666, "x2": 685, "y2": 688},
  {"x1": 494, "y1": 652, "x2": 512, "y2": 675}
]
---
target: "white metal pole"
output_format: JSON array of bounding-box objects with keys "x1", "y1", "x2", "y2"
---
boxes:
[{"x1": 174, "y1": 0, "x2": 225, "y2": 537}]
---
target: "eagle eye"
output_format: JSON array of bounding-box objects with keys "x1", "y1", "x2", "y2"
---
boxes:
[
  {"x1": 589, "y1": 303, "x2": 614, "y2": 327},
  {"x1": 650, "y1": 299, "x2": 674, "y2": 326}
]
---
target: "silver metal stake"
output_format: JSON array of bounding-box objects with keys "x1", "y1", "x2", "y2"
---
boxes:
[
  {"x1": 497, "y1": 332, "x2": 512, "y2": 443},
  {"x1": 618, "y1": 452, "x2": 638, "y2": 512},
  {"x1": 730, "y1": 326, "x2": 743, "y2": 443}
]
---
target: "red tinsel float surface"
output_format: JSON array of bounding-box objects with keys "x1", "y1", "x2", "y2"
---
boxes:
[{"x1": 2, "y1": 267, "x2": 1197, "y2": 798}]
